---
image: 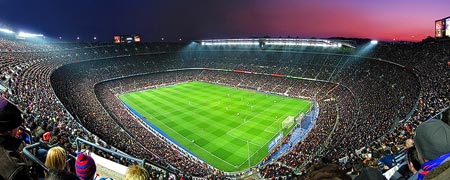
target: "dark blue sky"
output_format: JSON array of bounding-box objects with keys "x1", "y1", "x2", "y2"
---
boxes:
[{"x1": 1, "y1": 0, "x2": 449, "y2": 42}]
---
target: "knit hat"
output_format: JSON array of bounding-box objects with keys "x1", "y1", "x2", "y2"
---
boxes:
[
  {"x1": 414, "y1": 119, "x2": 450, "y2": 161},
  {"x1": 43, "y1": 132, "x2": 51, "y2": 141},
  {"x1": 0, "y1": 100, "x2": 23, "y2": 132},
  {"x1": 75, "y1": 152, "x2": 96, "y2": 180}
]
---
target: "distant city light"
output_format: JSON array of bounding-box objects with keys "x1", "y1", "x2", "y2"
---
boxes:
[
  {"x1": 370, "y1": 40, "x2": 378, "y2": 44},
  {"x1": 0, "y1": 28, "x2": 14, "y2": 34},
  {"x1": 77, "y1": 37, "x2": 80, "y2": 40},
  {"x1": 94, "y1": 37, "x2": 97, "y2": 40},
  {"x1": 161, "y1": 37, "x2": 164, "y2": 41}
]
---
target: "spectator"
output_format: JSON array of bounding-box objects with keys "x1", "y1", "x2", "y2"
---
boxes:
[
  {"x1": 406, "y1": 147, "x2": 421, "y2": 180},
  {"x1": 124, "y1": 164, "x2": 150, "y2": 180},
  {"x1": 46, "y1": 169, "x2": 79, "y2": 180},
  {"x1": 414, "y1": 119, "x2": 450, "y2": 180},
  {"x1": 389, "y1": 147, "x2": 421, "y2": 180},
  {"x1": 42, "y1": 132, "x2": 51, "y2": 143},
  {"x1": 0, "y1": 101, "x2": 33, "y2": 180},
  {"x1": 36, "y1": 132, "x2": 52, "y2": 164},
  {"x1": 45, "y1": 146, "x2": 67, "y2": 176},
  {"x1": 405, "y1": 139, "x2": 414, "y2": 150},
  {"x1": 75, "y1": 152, "x2": 97, "y2": 180},
  {"x1": 306, "y1": 162, "x2": 351, "y2": 180},
  {"x1": 380, "y1": 150, "x2": 396, "y2": 172},
  {"x1": 354, "y1": 167, "x2": 386, "y2": 180}
]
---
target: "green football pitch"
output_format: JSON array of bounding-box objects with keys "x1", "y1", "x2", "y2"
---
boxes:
[{"x1": 119, "y1": 81, "x2": 311, "y2": 172}]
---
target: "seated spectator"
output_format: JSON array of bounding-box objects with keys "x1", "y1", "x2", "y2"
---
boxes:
[
  {"x1": 46, "y1": 169, "x2": 79, "y2": 180},
  {"x1": 36, "y1": 132, "x2": 52, "y2": 162},
  {"x1": 380, "y1": 149, "x2": 396, "y2": 172},
  {"x1": 355, "y1": 167, "x2": 387, "y2": 180},
  {"x1": 406, "y1": 147, "x2": 421, "y2": 180},
  {"x1": 42, "y1": 132, "x2": 51, "y2": 143},
  {"x1": 306, "y1": 162, "x2": 352, "y2": 180},
  {"x1": 389, "y1": 147, "x2": 421, "y2": 180},
  {"x1": 124, "y1": 164, "x2": 150, "y2": 180},
  {"x1": 414, "y1": 119, "x2": 450, "y2": 180},
  {"x1": 45, "y1": 146, "x2": 67, "y2": 176},
  {"x1": 405, "y1": 139, "x2": 414, "y2": 150},
  {"x1": 16, "y1": 126, "x2": 32, "y2": 145},
  {"x1": 0, "y1": 100, "x2": 33, "y2": 180},
  {"x1": 75, "y1": 152, "x2": 96, "y2": 180}
]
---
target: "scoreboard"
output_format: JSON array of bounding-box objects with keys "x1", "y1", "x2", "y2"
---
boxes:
[
  {"x1": 114, "y1": 35, "x2": 141, "y2": 43},
  {"x1": 435, "y1": 16, "x2": 450, "y2": 38}
]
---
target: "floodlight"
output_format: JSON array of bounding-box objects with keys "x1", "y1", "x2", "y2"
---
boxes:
[
  {"x1": 199, "y1": 38, "x2": 344, "y2": 48},
  {"x1": 370, "y1": 40, "x2": 378, "y2": 44},
  {"x1": 0, "y1": 28, "x2": 14, "y2": 34},
  {"x1": 17, "y1": 32, "x2": 44, "y2": 38}
]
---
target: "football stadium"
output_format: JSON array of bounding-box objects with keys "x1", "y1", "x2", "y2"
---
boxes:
[{"x1": 1, "y1": 1, "x2": 450, "y2": 180}]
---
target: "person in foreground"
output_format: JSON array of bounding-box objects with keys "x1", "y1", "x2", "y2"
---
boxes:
[
  {"x1": 0, "y1": 100, "x2": 33, "y2": 180},
  {"x1": 45, "y1": 146, "x2": 68, "y2": 177},
  {"x1": 46, "y1": 169, "x2": 79, "y2": 180},
  {"x1": 75, "y1": 152, "x2": 97, "y2": 180},
  {"x1": 124, "y1": 164, "x2": 150, "y2": 180},
  {"x1": 413, "y1": 119, "x2": 450, "y2": 180}
]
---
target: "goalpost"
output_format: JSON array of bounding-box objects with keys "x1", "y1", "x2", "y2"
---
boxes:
[{"x1": 282, "y1": 116, "x2": 295, "y2": 129}]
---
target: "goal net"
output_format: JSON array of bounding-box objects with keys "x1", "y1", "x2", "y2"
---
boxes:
[{"x1": 282, "y1": 116, "x2": 295, "y2": 129}]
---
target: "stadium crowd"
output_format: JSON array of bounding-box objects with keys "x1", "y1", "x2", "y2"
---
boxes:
[
  {"x1": 51, "y1": 46, "x2": 421, "y2": 178},
  {"x1": 0, "y1": 36, "x2": 449, "y2": 179}
]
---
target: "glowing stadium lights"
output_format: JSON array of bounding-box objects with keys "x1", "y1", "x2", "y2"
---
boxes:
[
  {"x1": 370, "y1": 40, "x2": 378, "y2": 44},
  {"x1": 0, "y1": 28, "x2": 14, "y2": 34},
  {"x1": 203, "y1": 42, "x2": 259, "y2": 46},
  {"x1": 200, "y1": 39, "x2": 260, "y2": 46},
  {"x1": 17, "y1": 32, "x2": 44, "y2": 38},
  {"x1": 200, "y1": 38, "x2": 344, "y2": 48}
]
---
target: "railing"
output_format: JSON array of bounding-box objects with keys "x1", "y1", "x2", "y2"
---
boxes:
[
  {"x1": 22, "y1": 141, "x2": 76, "y2": 173},
  {"x1": 22, "y1": 141, "x2": 52, "y2": 173},
  {"x1": 75, "y1": 137, "x2": 144, "y2": 166},
  {"x1": 22, "y1": 137, "x2": 178, "y2": 178},
  {"x1": 75, "y1": 137, "x2": 178, "y2": 177}
]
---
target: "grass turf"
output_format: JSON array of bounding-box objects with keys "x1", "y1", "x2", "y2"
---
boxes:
[{"x1": 119, "y1": 81, "x2": 311, "y2": 172}]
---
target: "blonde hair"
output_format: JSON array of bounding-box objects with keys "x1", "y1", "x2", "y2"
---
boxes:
[
  {"x1": 124, "y1": 164, "x2": 150, "y2": 180},
  {"x1": 45, "y1": 146, "x2": 67, "y2": 172}
]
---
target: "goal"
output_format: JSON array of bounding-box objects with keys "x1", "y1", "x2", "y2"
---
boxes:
[{"x1": 282, "y1": 116, "x2": 295, "y2": 129}]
